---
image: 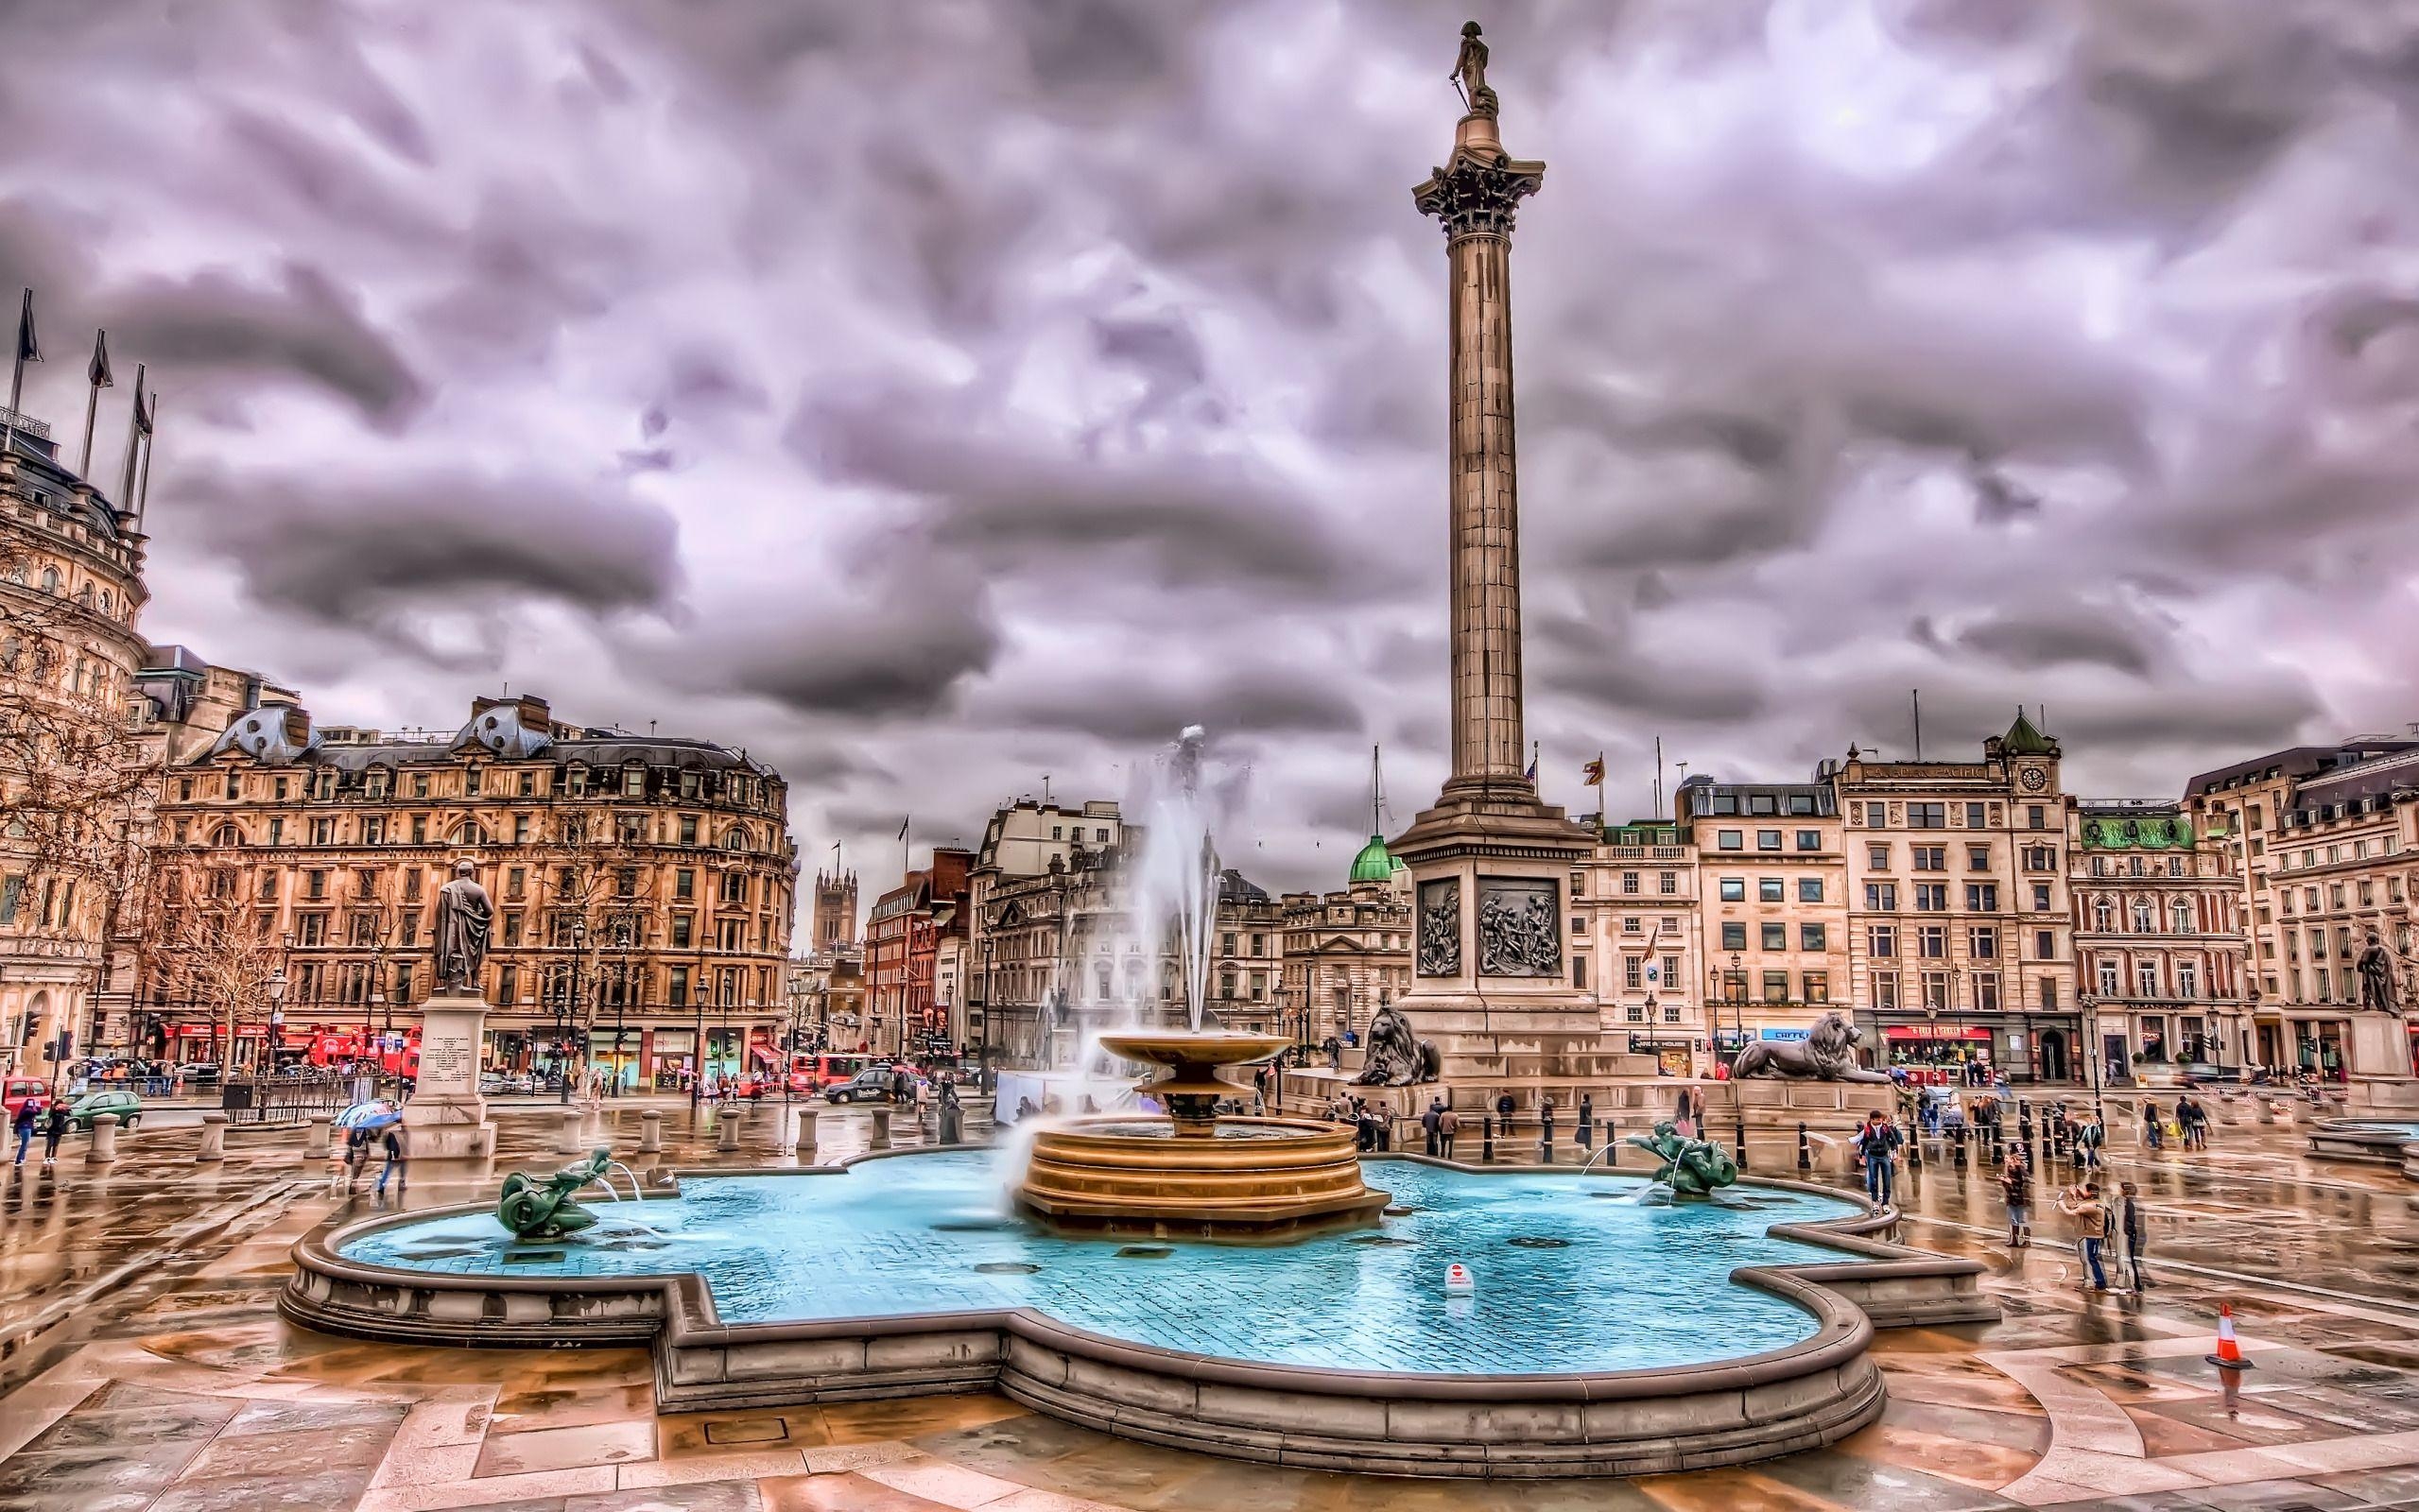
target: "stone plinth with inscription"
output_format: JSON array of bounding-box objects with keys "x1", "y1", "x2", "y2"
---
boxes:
[{"x1": 403, "y1": 991, "x2": 496, "y2": 1160}]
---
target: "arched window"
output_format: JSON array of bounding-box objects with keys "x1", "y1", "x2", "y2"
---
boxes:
[
  {"x1": 722, "y1": 828, "x2": 748, "y2": 852},
  {"x1": 212, "y1": 824, "x2": 242, "y2": 848},
  {"x1": 96, "y1": 590, "x2": 111, "y2": 613},
  {"x1": 2130, "y1": 899, "x2": 2154, "y2": 933},
  {"x1": 38, "y1": 566, "x2": 59, "y2": 593},
  {"x1": 451, "y1": 820, "x2": 490, "y2": 846},
  {"x1": 74, "y1": 581, "x2": 93, "y2": 608},
  {"x1": 2092, "y1": 897, "x2": 2116, "y2": 932},
  {"x1": 2170, "y1": 900, "x2": 2195, "y2": 935}
]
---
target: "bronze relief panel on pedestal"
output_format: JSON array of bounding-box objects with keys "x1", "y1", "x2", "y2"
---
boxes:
[
  {"x1": 1417, "y1": 878, "x2": 1461, "y2": 977},
  {"x1": 1477, "y1": 877, "x2": 1561, "y2": 977}
]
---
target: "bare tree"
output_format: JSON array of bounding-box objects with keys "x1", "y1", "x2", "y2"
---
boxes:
[
  {"x1": 148, "y1": 854, "x2": 286, "y2": 1069},
  {"x1": 535, "y1": 812, "x2": 660, "y2": 1091}
]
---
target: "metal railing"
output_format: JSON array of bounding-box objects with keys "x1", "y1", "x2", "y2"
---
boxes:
[{"x1": 219, "y1": 1074, "x2": 359, "y2": 1124}]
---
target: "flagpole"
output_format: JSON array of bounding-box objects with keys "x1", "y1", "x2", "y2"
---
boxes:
[
  {"x1": 78, "y1": 330, "x2": 110, "y2": 476},
  {"x1": 5, "y1": 287, "x2": 39, "y2": 459},
  {"x1": 116, "y1": 363, "x2": 147, "y2": 507},
  {"x1": 133, "y1": 393, "x2": 157, "y2": 524},
  {"x1": 1598, "y1": 749, "x2": 1606, "y2": 825}
]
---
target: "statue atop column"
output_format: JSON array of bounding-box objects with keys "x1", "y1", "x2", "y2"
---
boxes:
[
  {"x1": 433, "y1": 858, "x2": 493, "y2": 994},
  {"x1": 1450, "y1": 21, "x2": 1498, "y2": 119}
]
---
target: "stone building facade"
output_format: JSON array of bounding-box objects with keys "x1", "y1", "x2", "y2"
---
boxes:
[
  {"x1": 142, "y1": 692, "x2": 798, "y2": 1086},
  {"x1": 1681, "y1": 781, "x2": 1849, "y2": 1069},
  {"x1": 2190, "y1": 736, "x2": 2419, "y2": 1078},
  {"x1": 2068, "y1": 799, "x2": 2248, "y2": 1083},
  {"x1": 863, "y1": 849, "x2": 971, "y2": 1061},
  {"x1": 1572, "y1": 818, "x2": 1703, "y2": 1074},
  {"x1": 810, "y1": 868, "x2": 857, "y2": 952},
  {"x1": 0, "y1": 405, "x2": 152, "y2": 1076},
  {"x1": 1836, "y1": 715, "x2": 2078, "y2": 1081},
  {"x1": 1278, "y1": 850, "x2": 1412, "y2": 1051}
]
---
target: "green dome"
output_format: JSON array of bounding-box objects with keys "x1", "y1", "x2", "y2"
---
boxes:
[{"x1": 1349, "y1": 833, "x2": 1396, "y2": 885}]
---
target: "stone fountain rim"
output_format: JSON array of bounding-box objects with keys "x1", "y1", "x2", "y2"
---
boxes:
[{"x1": 284, "y1": 1145, "x2": 1983, "y2": 1394}]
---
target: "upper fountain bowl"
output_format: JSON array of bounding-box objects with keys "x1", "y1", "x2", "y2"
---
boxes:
[{"x1": 1097, "y1": 1031, "x2": 1291, "y2": 1102}]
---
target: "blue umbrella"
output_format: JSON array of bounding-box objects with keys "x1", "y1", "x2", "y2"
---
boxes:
[{"x1": 335, "y1": 1099, "x2": 402, "y2": 1131}]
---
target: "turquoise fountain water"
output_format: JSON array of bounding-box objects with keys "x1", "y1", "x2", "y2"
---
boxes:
[{"x1": 343, "y1": 1152, "x2": 1857, "y2": 1374}]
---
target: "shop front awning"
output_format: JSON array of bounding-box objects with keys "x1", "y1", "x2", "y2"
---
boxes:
[{"x1": 1881, "y1": 1024, "x2": 1993, "y2": 1041}]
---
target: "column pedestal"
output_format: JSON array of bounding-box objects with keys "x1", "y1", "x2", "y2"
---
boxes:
[{"x1": 403, "y1": 992, "x2": 497, "y2": 1160}]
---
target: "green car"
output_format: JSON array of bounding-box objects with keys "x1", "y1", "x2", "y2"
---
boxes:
[{"x1": 66, "y1": 1089, "x2": 141, "y2": 1131}]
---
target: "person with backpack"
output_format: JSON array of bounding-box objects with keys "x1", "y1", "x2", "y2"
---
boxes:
[
  {"x1": 2056, "y1": 1180, "x2": 2109, "y2": 1291},
  {"x1": 1998, "y1": 1150, "x2": 2032, "y2": 1249},
  {"x1": 41, "y1": 1100, "x2": 69, "y2": 1166},
  {"x1": 1854, "y1": 1109, "x2": 1903, "y2": 1207}
]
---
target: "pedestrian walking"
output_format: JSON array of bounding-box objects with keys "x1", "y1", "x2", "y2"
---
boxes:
[
  {"x1": 2074, "y1": 1110, "x2": 2105, "y2": 1171},
  {"x1": 1854, "y1": 1109, "x2": 1902, "y2": 1207},
  {"x1": 1421, "y1": 1098, "x2": 1443, "y2": 1157},
  {"x1": 374, "y1": 1125, "x2": 407, "y2": 1198},
  {"x1": 10, "y1": 1098, "x2": 37, "y2": 1166},
  {"x1": 42, "y1": 1101, "x2": 67, "y2": 1166},
  {"x1": 1999, "y1": 1151, "x2": 2032, "y2": 1248},
  {"x1": 2178, "y1": 1093, "x2": 2208, "y2": 1151},
  {"x1": 344, "y1": 1125, "x2": 370, "y2": 1191},
  {"x1": 2117, "y1": 1181, "x2": 2151, "y2": 1290},
  {"x1": 2141, "y1": 1099, "x2": 2164, "y2": 1152},
  {"x1": 1438, "y1": 1104, "x2": 1460, "y2": 1160},
  {"x1": 2056, "y1": 1180, "x2": 2109, "y2": 1291}
]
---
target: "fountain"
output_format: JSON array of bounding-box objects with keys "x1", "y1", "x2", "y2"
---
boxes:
[
  {"x1": 1016, "y1": 1031, "x2": 1390, "y2": 1237},
  {"x1": 1013, "y1": 730, "x2": 1389, "y2": 1236}
]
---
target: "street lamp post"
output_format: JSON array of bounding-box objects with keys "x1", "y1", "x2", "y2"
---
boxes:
[
  {"x1": 266, "y1": 966, "x2": 288, "y2": 1078},
  {"x1": 562, "y1": 919, "x2": 585, "y2": 1105},
  {"x1": 979, "y1": 936, "x2": 995, "y2": 1089}
]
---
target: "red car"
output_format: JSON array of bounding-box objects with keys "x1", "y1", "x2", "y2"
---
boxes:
[{"x1": 3, "y1": 1077, "x2": 50, "y2": 1119}]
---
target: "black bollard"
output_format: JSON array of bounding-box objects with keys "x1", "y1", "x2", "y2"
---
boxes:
[
  {"x1": 1481, "y1": 1115, "x2": 1495, "y2": 1163},
  {"x1": 1538, "y1": 1130, "x2": 1553, "y2": 1165},
  {"x1": 1953, "y1": 1124, "x2": 1968, "y2": 1170},
  {"x1": 1906, "y1": 1118, "x2": 1924, "y2": 1170},
  {"x1": 1797, "y1": 1122, "x2": 1812, "y2": 1171},
  {"x1": 1734, "y1": 1113, "x2": 1748, "y2": 1170}
]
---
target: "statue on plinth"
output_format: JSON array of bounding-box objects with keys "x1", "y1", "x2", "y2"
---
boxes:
[
  {"x1": 1625, "y1": 1121, "x2": 1738, "y2": 1197},
  {"x1": 497, "y1": 1148, "x2": 612, "y2": 1239},
  {"x1": 2358, "y1": 930, "x2": 2401, "y2": 1016},
  {"x1": 1352, "y1": 1003, "x2": 1442, "y2": 1087},
  {"x1": 1450, "y1": 21, "x2": 1498, "y2": 119},
  {"x1": 1730, "y1": 1010, "x2": 1892, "y2": 1083},
  {"x1": 433, "y1": 859, "x2": 493, "y2": 993}
]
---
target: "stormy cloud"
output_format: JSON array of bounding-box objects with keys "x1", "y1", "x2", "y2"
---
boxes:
[{"x1": 4, "y1": 0, "x2": 2417, "y2": 891}]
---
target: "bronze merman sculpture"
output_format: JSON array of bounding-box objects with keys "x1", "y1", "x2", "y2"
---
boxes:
[{"x1": 497, "y1": 1148, "x2": 613, "y2": 1239}]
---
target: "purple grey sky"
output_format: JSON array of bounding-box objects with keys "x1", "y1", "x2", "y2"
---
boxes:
[{"x1": 6, "y1": 0, "x2": 2419, "y2": 897}]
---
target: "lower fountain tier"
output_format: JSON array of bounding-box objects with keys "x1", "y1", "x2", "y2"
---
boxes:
[{"x1": 1015, "y1": 1115, "x2": 1390, "y2": 1239}]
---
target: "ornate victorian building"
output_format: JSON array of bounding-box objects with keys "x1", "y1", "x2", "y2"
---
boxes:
[
  {"x1": 142, "y1": 692, "x2": 798, "y2": 1084},
  {"x1": 2067, "y1": 800, "x2": 2247, "y2": 1081},
  {"x1": 1836, "y1": 715, "x2": 2078, "y2": 1081},
  {"x1": 0, "y1": 402, "x2": 152, "y2": 1076},
  {"x1": 1277, "y1": 833, "x2": 1412, "y2": 1050},
  {"x1": 2189, "y1": 735, "x2": 2419, "y2": 1077}
]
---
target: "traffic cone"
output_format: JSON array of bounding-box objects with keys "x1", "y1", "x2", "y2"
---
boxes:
[{"x1": 2205, "y1": 1302, "x2": 2255, "y2": 1371}]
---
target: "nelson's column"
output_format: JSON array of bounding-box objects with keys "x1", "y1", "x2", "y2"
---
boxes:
[{"x1": 1391, "y1": 24, "x2": 1615, "y2": 1113}]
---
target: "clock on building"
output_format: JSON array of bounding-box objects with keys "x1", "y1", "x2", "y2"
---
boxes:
[{"x1": 2017, "y1": 765, "x2": 2048, "y2": 793}]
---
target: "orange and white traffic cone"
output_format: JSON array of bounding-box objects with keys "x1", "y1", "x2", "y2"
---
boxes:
[{"x1": 2205, "y1": 1302, "x2": 2255, "y2": 1371}]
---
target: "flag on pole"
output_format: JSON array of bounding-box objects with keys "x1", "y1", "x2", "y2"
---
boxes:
[
  {"x1": 12, "y1": 289, "x2": 37, "y2": 366},
  {"x1": 1581, "y1": 755, "x2": 1606, "y2": 786},
  {"x1": 134, "y1": 384, "x2": 153, "y2": 436},
  {"x1": 896, "y1": 816, "x2": 909, "y2": 840},
  {"x1": 1523, "y1": 743, "x2": 1538, "y2": 784},
  {"x1": 87, "y1": 329, "x2": 112, "y2": 389}
]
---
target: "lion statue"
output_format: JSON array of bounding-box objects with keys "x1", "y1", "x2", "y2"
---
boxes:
[
  {"x1": 1352, "y1": 1003, "x2": 1443, "y2": 1087},
  {"x1": 1729, "y1": 1011, "x2": 1890, "y2": 1083}
]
